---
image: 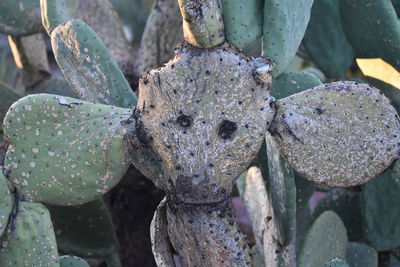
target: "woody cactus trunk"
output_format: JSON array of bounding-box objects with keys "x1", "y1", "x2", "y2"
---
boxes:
[{"x1": 1, "y1": 0, "x2": 400, "y2": 266}]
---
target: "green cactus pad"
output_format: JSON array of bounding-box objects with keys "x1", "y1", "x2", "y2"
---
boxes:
[
  {"x1": 109, "y1": 0, "x2": 150, "y2": 44},
  {"x1": 346, "y1": 242, "x2": 378, "y2": 267},
  {"x1": 250, "y1": 245, "x2": 265, "y2": 267},
  {"x1": 366, "y1": 78, "x2": 400, "y2": 114},
  {"x1": 240, "y1": 167, "x2": 269, "y2": 249},
  {"x1": 390, "y1": 254, "x2": 400, "y2": 266},
  {"x1": 271, "y1": 71, "x2": 322, "y2": 99},
  {"x1": 59, "y1": 255, "x2": 89, "y2": 267},
  {"x1": 40, "y1": 0, "x2": 79, "y2": 34},
  {"x1": 51, "y1": 19, "x2": 137, "y2": 108},
  {"x1": 27, "y1": 77, "x2": 78, "y2": 98},
  {"x1": 262, "y1": 0, "x2": 314, "y2": 77},
  {"x1": 324, "y1": 258, "x2": 350, "y2": 267},
  {"x1": 177, "y1": 0, "x2": 225, "y2": 48},
  {"x1": 221, "y1": 0, "x2": 263, "y2": 49},
  {"x1": 0, "y1": 172, "x2": 14, "y2": 238},
  {"x1": 3, "y1": 94, "x2": 133, "y2": 205},
  {"x1": 150, "y1": 198, "x2": 175, "y2": 267},
  {"x1": 301, "y1": 67, "x2": 326, "y2": 83},
  {"x1": 270, "y1": 81, "x2": 400, "y2": 187},
  {"x1": 314, "y1": 189, "x2": 363, "y2": 242},
  {"x1": 303, "y1": 0, "x2": 354, "y2": 78},
  {"x1": 339, "y1": 0, "x2": 400, "y2": 72},
  {"x1": 48, "y1": 199, "x2": 119, "y2": 259},
  {"x1": 298, "y1": 211, "x2": 348, "y2": 267},
  {"x1": 0, "y1": 0, "x2": 42, "y2": 36},
  {"x1": 295, "y1": 173, "x2": 315, "y2": 217},
  {"x1": 0, "y1": 81, "x2": 21, "y2": 131},
  {"x1": 362, "y1": 160, "x2": 400, "y2": 251},
  {"x1": 75, "y1": 0, "x2": 133, "y2": 73},
  {"x1": 0, "y1": 202, "x2": 59, "y2": 266},
  {"x1": 241, "y1": 167, "x2": 295, "y2": 266},
  {"x1": 296, "y1": 204, "x2": 313, "y2": 256},
  {"x1": 393, "y1": 0, "x2": 400, "y2": 16},
  {"x1": 265, "y1": 133, "x2": 296, "y2": 246}
]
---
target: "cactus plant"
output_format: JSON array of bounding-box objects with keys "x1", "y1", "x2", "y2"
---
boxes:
[
  {"x1": 0, "y1": 201, "x2": 59, "y2": 266},
  {"x1": 314, "y1": 189, "x2": 363, "y2": 242},
  {"x1": 0, "y1": 0, "x2": 400, "y2": 266},
  {"x1": 324, "y1": 258, "x2": 350, "y2": 267},
  {"x1": 346, "y1": 242, "x2": 378, "y2": 267},
  {"x1": 362, "y1": 160, "x2": 400, "y2": 251},
  {"x1": 59, "y1": 255, "x2": 89, "y2": 267},
  {"x1": 298, "y1": 211, "x2": 348, "y2": 267},
  {"x1": 303, "y1": 0, "x2": 355, "y2": 78},
  {"x1": 339, "y1": 0, "x2": 400, "y2": 72}
]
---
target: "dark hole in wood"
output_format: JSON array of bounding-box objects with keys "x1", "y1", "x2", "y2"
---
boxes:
[{"x1": 218, "y1": 120, "x2": 237, "y2": 140}]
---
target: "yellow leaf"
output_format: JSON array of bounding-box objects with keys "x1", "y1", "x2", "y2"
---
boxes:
[{"x1": 356, "y1": 58, "x2": 400, "y2": 89}]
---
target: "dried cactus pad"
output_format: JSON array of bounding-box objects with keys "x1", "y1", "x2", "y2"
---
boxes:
[
  {"x1": 0, "y1": 172, "x2": 13, "y2": 238},
  {"x1": 150, "y1": 199, "x2": 175, "y2": 267},
  {"x1": 270, "y1": 81, "x2": 400, "y2": 187},
  {"x1": 3, "y1": 94, "x2": 133, "y2": 205},
  {"x1": 0, "y1": 202, "x2": 59, "y2": 267},
  {"x1": 138, "y1": 43, "x2": 275, "y2": 203}
]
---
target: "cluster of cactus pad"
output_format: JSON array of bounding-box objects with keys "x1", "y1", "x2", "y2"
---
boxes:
[{"x1": 0, "y1": 0, "x2": 400, "y2": 266}]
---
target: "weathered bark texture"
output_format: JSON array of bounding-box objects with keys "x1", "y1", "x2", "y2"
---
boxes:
[
  {"x1": 177, "y1": 0, "x2": 225, "y2": 48},
  {"x1": 135, "y1": 42, "x2": 275, "y2": 265},
  {"x1": 167, "y1": 198, "x2": 251, "y2": 266},
  {"x1": 135, "y1": 0, "x2": 183, "y2": 77}
]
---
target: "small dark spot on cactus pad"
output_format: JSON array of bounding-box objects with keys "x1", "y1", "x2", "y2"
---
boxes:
[
  {"x1": 176, "y1": 114, "x2": 192, "y2": 128},
  {"x1": 218, "y1": 120, "x2": 237, "y2": 140},
  {"x1": 315, "y1": 107, "x2": 324, "y2": 115}
]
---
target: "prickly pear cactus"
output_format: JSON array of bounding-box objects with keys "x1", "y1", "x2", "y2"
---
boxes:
[
  {"x1": 0, "y1": 201, "x2": 59, "y2": 267},
  {"x1": 0, "y1": 171, "x2": 14, "y2": 238},
  {"x1": 177, "y1": 0, "x2": 225, "y2": 48},
  {"x1": 48, "y1": 199, "x2": 119, "y2": 259},
  {"x1": 3, "y1": 94, "x2": 133, "y2": 205},
  {"x1": 324, "y1": 258, "x2": 350, "y2": 267},
  {"x1": 0, "y1": 0, "x2": 43, "y2": 36},
  {"x1": 314, "y1": 189, "x2": 363, "y2": 242},
  {"x1": 265, "y1": 134, "x2": 296, "y2": 246},
  {"x1": 339, "y1": 0, "x2": 400, "y2": 72},
  {"x1": 303, "y1": 0, "x2": 354, "y2": 78},
  {"x1": 262, "y1": 0, "x2": 314, "y2": 77},
  {"x1": 271, "y1": 71, "x2": 322, "y2": 99},
  {"x1": 221, "y1": 0, "x2": 263, "y2": 49},
  {"x1": 140, "y1": 42, "x2": 274, "y2": 266},
  {"x1": 50, "y1": 19, "x2": 137, "y2": 107},
  {"x1": 59, "y1": 255, "x2": 89, "y2": 267},
  {"x1": 269, "y1": 82, "x2": 400, "y2": 187},
  {"x1": 298, "y1": 211, "x2": 348, "y2": 267},
  {"x1": 346, "y1": 242, "x2": 378, "y2": 267},
  {"x1": 0, "y1": 81, "x2": 21, "y2": 131},
  {"x1": 150, "y1": 198, "x2": 175, "y2": 266},
  {"x1": 362, "y1": 160, "x2": 400, "y2": 251},
  {"x1": 138, "y1": 43, "x2": 275, "y2": 201}
]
